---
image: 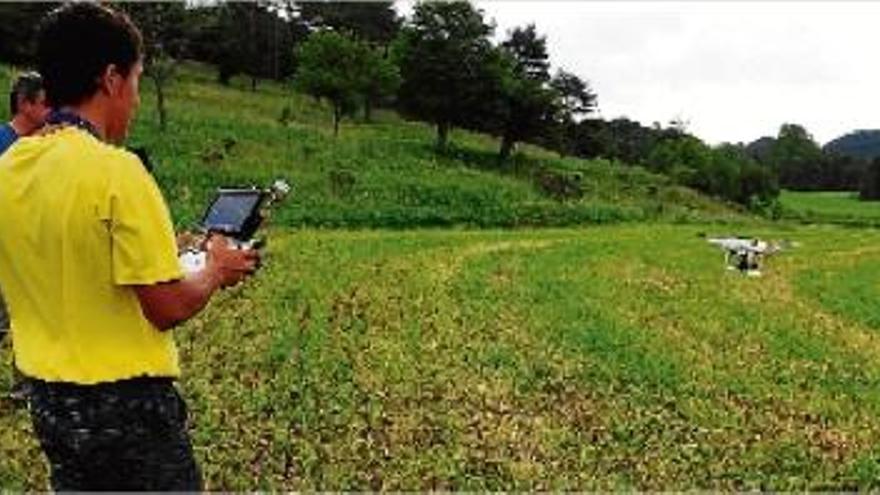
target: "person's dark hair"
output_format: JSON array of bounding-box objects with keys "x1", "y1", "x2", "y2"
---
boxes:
[
  {"x1": 9, "y1": 71, "x2": 44, "y2": 115},
  {"x1": 36, "y1": 2, "x2": 143, "y2": 108}
]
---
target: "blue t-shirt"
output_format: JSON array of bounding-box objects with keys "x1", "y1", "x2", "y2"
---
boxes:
[
  {"x1": 0, "y1": 123, "x2": 14, "y2": 332},
  {"x1": 0, "y1": 123, "x2": 17, "y2": 156}
]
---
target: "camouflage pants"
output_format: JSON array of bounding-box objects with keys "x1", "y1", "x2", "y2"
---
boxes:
[{"x1": 27, "y1": 376, "x2": 202, "y2": 491}]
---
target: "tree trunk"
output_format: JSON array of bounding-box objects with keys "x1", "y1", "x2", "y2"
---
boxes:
[
  {"x1": 436, "y1": 121, "x2": 449, "y2": 151},
  {"x1": 251, "y1": 76, "x2": 258, "y2": 92},
  {"x1": 333, "y1": 103, "x2": 341, "y2": 137}
]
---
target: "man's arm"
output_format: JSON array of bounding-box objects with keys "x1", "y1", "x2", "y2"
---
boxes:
[{"x1": 134, "y1": 235, "x2": 259, "y2": 331}]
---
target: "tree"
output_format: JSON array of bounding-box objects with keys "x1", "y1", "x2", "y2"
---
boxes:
[
  {"x1": 604, "y1": 117, "x2": 661, "y2": 165},
  {"x1": 210, "y1": 3, "x2": 302, "y2": 88},
  {"x1": 489, "y1": 24, "x2": 560, "y2": 163},
  {"x1": 707, "y1": 144, "x2": 756, "y2": 203},
  {"x1": 565, "y1": 118, "x2": 613, "y2": 159},
  {"x1": 769, "y1": 123, "x2": 823, "y2": 190},
  {"x1": 393, "y1": 1, "x2": 498, "y2": 150},
  {"x1": 551, "y1": 69, "x2": 597, "y2": 120},
  {"x1": 501, "y1": 24, "x2": 550, "y2": 81},
  {"x1": 546, "y1": 69, "x2": 597, "y2": 156},
  {"x1": 646, "y1": 134, "x2": 780, "y2": 206},
  {"x1": 738, "y1": 157, "x2": 779, "y2": 206},
  {"x1": 297, "y1": 2, "x2": 400, "y2": 45},
  {"x1": 648, "y1": 134, "x2": 712, "y2": 177},
  {"x1": 359, "y1": 47, "x2": 400, "y2": 122},
  {"x1": 116, "y1": 3, "x2": 188, "y2": 131},
  {"x1": 294, "y1": 30, "x2": 366, "y2": 136},
  {"x1": 0, "y1": 3, "x2": 59, "y2": 66}
]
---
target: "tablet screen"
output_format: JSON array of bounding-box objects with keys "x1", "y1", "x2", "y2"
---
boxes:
[{"x1": 202, "y1": 191, "x2": 262, "y2": 235}]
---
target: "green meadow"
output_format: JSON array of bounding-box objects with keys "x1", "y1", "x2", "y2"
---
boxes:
[
  {"x1": 4, "y1": 64, "x2": 880, "y2": 489},
  {"x1": 780, "y1": 189, "x2": 880, "y2": 226}
]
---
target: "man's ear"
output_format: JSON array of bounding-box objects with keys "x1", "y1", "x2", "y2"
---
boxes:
[{"x1": 97, "y1": 64, "x2": 122, "y2": 96}]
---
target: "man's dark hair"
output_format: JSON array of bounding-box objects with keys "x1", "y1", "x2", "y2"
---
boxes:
[
  {"x1": 9, "y1": 71, "x2": 44, "y2": 115},
  {"x1": 36, "y1": 2, "x2": 143, "y2": 108}
]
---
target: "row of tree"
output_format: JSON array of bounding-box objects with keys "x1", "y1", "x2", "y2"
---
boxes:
[
  {"x1": 289, "y1": 2, "x2": 785, "y2": 208},
  {"x1": 552, "y1": 117, "x2": 875, "y2": 206},
  {"x1": 0, "y1": 2, "x2": 399, "y2": 103},
  {"x1": 746, "y1": 124, "x2": 865, "y2": 192},
  {"x1": 296, "y1": 2, "x2": 597, "y2": 159},
  {"x1": 3, "y1": 1, "x2": 860, "y2": 208}
]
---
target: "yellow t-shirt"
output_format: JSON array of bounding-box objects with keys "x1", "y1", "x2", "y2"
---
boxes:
[{"x1": 0, "y1": 126, "x2": 184, "y2": 384}]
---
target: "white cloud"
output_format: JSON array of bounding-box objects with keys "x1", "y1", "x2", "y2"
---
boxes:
[{"x1": 472, "y1": 1, "x2": 880, "y2": 145}]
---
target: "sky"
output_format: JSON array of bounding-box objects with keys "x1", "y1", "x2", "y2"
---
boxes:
[{"x1": 397, "y1": 1, "x2": 880, "y2": 146}]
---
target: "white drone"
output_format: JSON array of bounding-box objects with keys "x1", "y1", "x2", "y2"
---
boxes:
[{"x1": 705, "y1": 235, "x2": 795, "y2": 276}]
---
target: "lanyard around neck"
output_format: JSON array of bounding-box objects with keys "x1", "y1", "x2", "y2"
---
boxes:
[{"x1": 45, "y1": 110, "x2": 100, "y2": 140}]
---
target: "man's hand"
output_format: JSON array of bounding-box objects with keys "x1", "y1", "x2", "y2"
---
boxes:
[
  {"x1": 204, "y1": 234, "x2": 261, "y2": 288},
  {"x1": 135, "y1": 234, "x2": 261, "y2": 331}
]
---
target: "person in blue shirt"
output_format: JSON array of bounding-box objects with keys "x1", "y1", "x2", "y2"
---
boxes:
[
  {"x1": 1, "y1": 72, "x2": 48, "y2": 402},
  {"x1": 0, "y1": 72, "x2": 49, "y2": 156}
]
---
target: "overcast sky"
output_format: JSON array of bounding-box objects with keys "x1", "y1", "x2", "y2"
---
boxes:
[{"x1": 398, "y1": 1, "x2": 880, "y2": 146}]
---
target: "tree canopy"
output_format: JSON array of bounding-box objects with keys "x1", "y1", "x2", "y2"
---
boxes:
[
  {"x1": 295, "y1": 30, "x2": 366, "y2": 136},
  {"x1": 393, "y1": 1, "x2": 499, "y2": 150},
  {"x1": 297, "y1": 2, "x2": 400, "y2": 44}
]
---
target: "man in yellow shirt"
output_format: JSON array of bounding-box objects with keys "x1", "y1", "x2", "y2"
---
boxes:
[{"x1": 0, "y1": 3, "x2": 259, "y2": 490}]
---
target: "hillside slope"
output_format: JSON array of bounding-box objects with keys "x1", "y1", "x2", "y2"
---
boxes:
[
  {"x1": 824, "y1": 130, "x2": 880, "y2": 161},
  {"x1": 0, "y1": 63, "x2": 744, "y2": 228}
]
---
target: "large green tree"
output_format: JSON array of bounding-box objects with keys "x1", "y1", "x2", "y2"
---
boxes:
[
  {"x1": 294, "y1": 30, "x2": 366, "y2": 136},
  {"x1": 545, "y1": 69, "x2": 598, "y2": 156},
  {"x1": 297, "y1": 2, "x2": 400, "y2": 121},
  {"x1": 492, "y1": 24, "x2": 559, "y2": 163},
  {"x1": 211, "y1": 3, "x2": 302, "y2": 88},
  {"x1": 393, "y1": 1, "x2": 499, "y2": 150},
  {"x1": 297, "y1": 1, "x2": 400, "y2": 45},
  {"x1": 551, "y1": 69, "x2": 597, "y2": 121},
  {"x1": 769, "y1": 123, "x2": 824, "y2": 190},
  {"x1": 648, "y1": 134, "x2": 712, "y2": 178}
]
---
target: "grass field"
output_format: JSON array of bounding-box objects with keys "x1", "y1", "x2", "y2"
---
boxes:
[
  {"x1": 6, "y1": 223, "x2": 880, "y2": 489},
  {"x1": 5, "y1": 61, "x2": 880, "y2": 489},
  {"x1": 780, "y1": 190, "x2": 880, "y2": 226}
]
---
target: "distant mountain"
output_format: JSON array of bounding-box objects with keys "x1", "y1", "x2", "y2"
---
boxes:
[{"x1": 824, "y1": 130, "x2": 880, "y2": 161}]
